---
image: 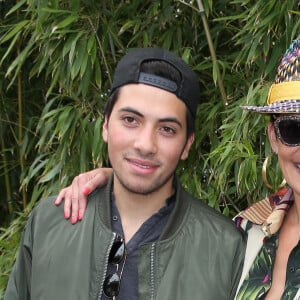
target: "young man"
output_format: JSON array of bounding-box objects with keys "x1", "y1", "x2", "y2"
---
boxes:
[{"x1": 5, "y1": 48, "x2": 246, "y2": 300}]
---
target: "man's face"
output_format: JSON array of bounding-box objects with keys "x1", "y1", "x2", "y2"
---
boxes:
[{"x1": 102, "y1": 83, "x2": 194, "y2": 197}]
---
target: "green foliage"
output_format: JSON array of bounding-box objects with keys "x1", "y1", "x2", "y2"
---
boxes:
[
  {"x1": 0, "y1": 0, "x2": 299, "y2": 296},
  {"x1": 0, "y1": 201, "x2": 34, "y2": 298}
]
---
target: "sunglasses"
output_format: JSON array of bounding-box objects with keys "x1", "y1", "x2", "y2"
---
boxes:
[
  {"x1": 273, "y1": 115, "x2": 300, "y2": 147},
  {"x1": 103, "y1": 234, "x2": 126, "y2": 299}
]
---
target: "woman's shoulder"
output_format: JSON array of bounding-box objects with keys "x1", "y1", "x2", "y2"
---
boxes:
[{"x1": 235, "y1": 187, "x2": 292, "y2": 235}]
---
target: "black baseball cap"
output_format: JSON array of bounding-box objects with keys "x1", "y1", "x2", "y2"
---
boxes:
[{"x1": 110, "y1": 47, "x2": 200, "y2": 118}]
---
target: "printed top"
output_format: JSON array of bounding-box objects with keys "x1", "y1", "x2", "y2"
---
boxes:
[{"x1": 235, "y1": 188, "x2": 300, "y2": 300}]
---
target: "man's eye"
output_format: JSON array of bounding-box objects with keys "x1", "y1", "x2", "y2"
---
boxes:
[
  {"x1": 123, "y1": 116, "x2": 136, "y2": 124},
  {"x1": 161, "y1": 126, "x2": 176, "y2": 134}
]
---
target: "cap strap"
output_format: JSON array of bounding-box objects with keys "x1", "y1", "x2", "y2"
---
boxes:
[
  {"x1": 267, "y1": 81, "x2": 300, "y2": 104},
  {"x1": 138, "y1": 72, "x2": 177, "y2": 92}
]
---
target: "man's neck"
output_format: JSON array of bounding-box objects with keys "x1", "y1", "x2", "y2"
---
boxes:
[{"x1": 112, "y1": 180, "x2": 174, "y2": 242}]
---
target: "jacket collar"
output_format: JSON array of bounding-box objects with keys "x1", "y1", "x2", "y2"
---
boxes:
[{"x1": 91, "y1": 173, "x2": 190, "y2": 240}]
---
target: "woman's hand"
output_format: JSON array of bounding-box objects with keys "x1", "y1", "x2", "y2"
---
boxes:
[{"x1": 55, "y1": 168, "x2": 113, "y2": 224}]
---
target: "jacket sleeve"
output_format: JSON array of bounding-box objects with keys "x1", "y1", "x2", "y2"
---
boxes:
[
  {"x1": 230, "y1": 229, "x2": 247, "y2": 300},
  {"x1": 4, "y1": 215, "x2": 34, "y2": 300}
]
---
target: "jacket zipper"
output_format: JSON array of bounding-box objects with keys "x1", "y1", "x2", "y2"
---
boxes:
[
  {"x1": 150, "y1": 242, "x2": 156, "y2": 300},
  {"x1": 98, "y1": 232, "x2": 116, "y2": 300}
]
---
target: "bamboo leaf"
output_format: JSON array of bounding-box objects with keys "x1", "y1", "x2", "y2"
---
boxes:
[
  {"x1": 212, "y1": 61, "x2": 218, "y2": 85},
  {"x1": 69, "y1": 32, "x2": 85, "y2": 65},
  {"x1": 87, "y1": 35, "x2": 95, "y2": 54},
  {"x1": 5, "y1": 0, "x2": 27, "y2": 17},
  {"x1": 52, "y1": 15, "x2": 78, "y2": 32},
  {"x1": 80, "y1": 59, "x2": 92, "y2": 96},
  {"x1": 119, "y1": 20, "x2": 135, "y2": 35},
  {"x1": 22, "y1": 154, "x2": 49, "y2": 186},
  {"x1": 0, "y1": 20, "x2": 30, "y2": 43},
  {"x1": 70, "y1": 47, "x2": 83, "y2": 80},
  {"x1": 39, "y1": 161, "x2": 63, "y2": 183},
  {"x1": 182, "y1": 48, "x2": 191, "y2": 63},
  {"x1": 46, "y1": 68, "x2": 60, "y2": 97},
  {"x1": 94, "y1": 58, "x2": 102, "y2": 88},
  {"x1": 41, "y1": 8, "x2": 74, "y2": 14},
  {"x1": 0, "y1": 32, "x2": 22, "y2": 65}
]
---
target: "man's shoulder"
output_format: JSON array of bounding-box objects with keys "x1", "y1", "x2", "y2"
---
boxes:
[
  {"x1": 31, "y1": 185, "x2": 108, "y2": 227},
  {"x1": 183, "y1": 190, "x2": 223, "y2": 218},
  {"x1": 35, "y1": 195, "x2": 59, "y2": 209},
  {"x1": 183, "y1": 191, "x2": 243, "y2": 235},
  {"x1": 29, "y1": 196, "x2": 66, "y2": 225}
]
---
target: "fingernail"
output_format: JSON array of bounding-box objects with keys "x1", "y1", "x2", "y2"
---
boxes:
[
  {"x1": 64, "y1": 212, "x2": 70, "y2": 219},
  {"x1": 71, "y1": 216, "x2": 76, "y2": 224},
  {"x1": 78, "y1": 213, "x2": 82, "y2": 221},
  {"x1": 83, "y1": 187, "x2": 91, "y2": 196}
]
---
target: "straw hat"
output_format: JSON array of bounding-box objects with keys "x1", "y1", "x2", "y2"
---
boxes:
[{"x1": 241, "y1": 38, "x2": 300, "y2": 114}]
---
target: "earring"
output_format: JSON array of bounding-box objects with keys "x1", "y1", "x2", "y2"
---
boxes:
[{"x1": 262, "y1": 153, "x2": 286, "y2": 190}]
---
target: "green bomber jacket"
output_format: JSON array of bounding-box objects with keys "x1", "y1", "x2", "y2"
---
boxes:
[{"x1": 5, "y1": 176, "x2": 246, "y2": 300}]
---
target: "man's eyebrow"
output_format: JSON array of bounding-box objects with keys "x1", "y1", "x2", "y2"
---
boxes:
[
  {"x1": 158, "y1": 117, "x2": 182, "y2": 128},
  {"x1": 118, "y1": 107, "x2": 183, "y2": 128},
  {"x1": 118, "y1": 107, "x2": 144, "y2": 117}
]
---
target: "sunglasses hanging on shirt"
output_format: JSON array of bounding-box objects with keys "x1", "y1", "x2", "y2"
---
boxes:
[{"x1": 103, "y1": 234, "x2": 127, "y2": 299}]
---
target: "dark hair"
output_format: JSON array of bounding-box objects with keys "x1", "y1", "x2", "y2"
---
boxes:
[
  {"x1": 270, "y1": 114, "x2": 282, "y2": 123},
  {"x1": 103, "y1": 60, "x2": 195, "y2": 136}
]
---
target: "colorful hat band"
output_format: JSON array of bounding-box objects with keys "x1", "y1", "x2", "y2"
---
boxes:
[{"x1": 267, "y1": 81, "x2": 300, "y2": 104}]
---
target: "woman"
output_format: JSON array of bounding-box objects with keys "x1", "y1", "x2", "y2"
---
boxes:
[
  {"x1": 235, "y1": 38, "x2": 300, "y2": 299},
  {"x1": 56, "y1": 38, "x2": 300, "y2": 299}
]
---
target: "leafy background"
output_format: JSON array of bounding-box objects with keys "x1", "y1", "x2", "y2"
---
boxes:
[{"x1": 0, "y1": 0, "x2": 299, "y2": 296}]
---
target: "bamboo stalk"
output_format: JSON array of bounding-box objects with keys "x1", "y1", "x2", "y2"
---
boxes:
[
  {"x1": 16, "y1": 37, "x2": 27, "y2": 209},
  {"x1": 0, "y1": 130, "x2": 13, "y2": 214},
  {"x1": 14, "y1": 1, "x2": 27, "y2": 209},
  {"x1": 196, "y1": 0, "x2": 228, "y2": 106},
  {"x1": 18, "y1": 70, "x2": 27, "y2": 209}
]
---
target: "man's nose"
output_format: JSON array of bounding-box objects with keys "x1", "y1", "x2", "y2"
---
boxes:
[{"x1": 133, "y1": 126, "x2": 157, "y2": 156}]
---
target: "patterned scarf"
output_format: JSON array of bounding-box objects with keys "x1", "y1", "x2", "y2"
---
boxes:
[{"x1": 236, "y1": 187, "x2": 294, "y2": 236}]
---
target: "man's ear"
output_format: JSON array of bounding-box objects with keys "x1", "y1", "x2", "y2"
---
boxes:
[
  {"x1": 181, "y1": 133, "x2": 195, "y2": 160},
  {"x1": 102, "y1": 115, "x2": 109, "y2": 142},
  {"x1": 267, "y1": 122, "x2": 278, "y2": 153}
]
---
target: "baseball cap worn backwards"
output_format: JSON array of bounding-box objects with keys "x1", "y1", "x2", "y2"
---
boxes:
[{"x1": 110, "y1": 47, "x2": 200, "y2": 118}]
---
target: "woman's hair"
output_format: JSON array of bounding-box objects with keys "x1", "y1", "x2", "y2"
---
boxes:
[
  {"x1": 270, "y1": 114, "x2": 276, "y2": 123},
  {"x1": 103, "y1": 60, "x2": 195, "y2": 136}
]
